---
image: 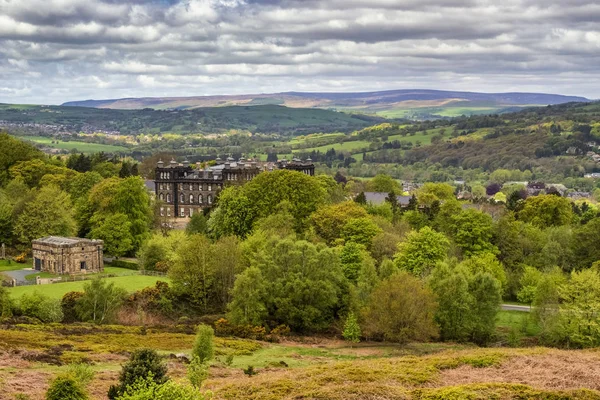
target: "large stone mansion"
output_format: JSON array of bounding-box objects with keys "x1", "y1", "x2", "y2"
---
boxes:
[{"x1": 155, "y1": 157, "x2": 314, "y2": 218}]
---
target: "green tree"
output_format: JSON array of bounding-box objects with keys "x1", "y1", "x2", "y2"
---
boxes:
[
  {"x1": 192, "y1": 325, "x2": 214, "y2": 364},
  {"x1": 394, "y1": 227, "x2": 449, "y2": 276},
  {"x1": 186, "y1": 213, "x2": 208, "y2": 235},
  {"x1": 13, "y1": 185, "x2": 76, "y2": 248},
  {"x1": 571, "y1": 217, "x2": 600, "y2": 269},
  {"x1": 115, "y1": 377, "x2": 206, "y2": 400},
  {"x1": 460, "y1": 252, "x2": 507, "y2": 292},
  {"x1": 517, "y1": 266, "x2": 543, "y2": 304},
  {"x1": 363, "y1": 272, "x2": 438, "y2": 343},
  {"x1": 342, "y1": 312, "x2": 361, "y2": 343},
  {"x1": 20, "y1": 292, "x2": 63, "y2": 323},
  {"x1": 46, "y1": 376, "x2": 87, "y2": 400},
  {"x1": 169, "y1": 235, "x2": 216, "y2": 312},
  {"x1": 469, "y1": 272, "x2": 502, "y2": 345},
  {"x1": 354, "y1": 191, "x2": 367, "y2": 205},
  {"x1": 518, "y1": 194, "x2": 573, "y2": 228},
  {"x1": 0, "y1": 132, "x2": 44, "y2": 186},
  {"x1": 310, "y1": 201, "x2": 369, "y2": 245},
  {"x1": 341, "y1": 217, "x2": 382, "y2": 248},
  {"x1": 556, "y1": 269, "x2": 600, "y2": 348},
  {"x1": 447, "y1": 209, "x2": 497, "y2": 257},
  {"x1": 76, "y1": 278, "x2": 127, "y2": 324},
  {"x1": 366, "y1": 174, "x2": 400, "y2": 193},
  {"x1": 89, "y1": 213, "x2": 133, "y2": 257},
  {"x1": 227, "y1": 267, "x2": 267, "y2": 326}
]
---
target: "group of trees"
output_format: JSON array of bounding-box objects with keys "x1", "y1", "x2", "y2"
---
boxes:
[{"x1": 0, "y1": 134, "x2": 151, "y2": 255}]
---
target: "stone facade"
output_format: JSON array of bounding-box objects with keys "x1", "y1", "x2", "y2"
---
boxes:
[
  {"x1": 31, "y1": 236, "x2": 104, "y2": 275},
  {"x1": 155, "y1": 157, "x2": 314, "y2": 218}
]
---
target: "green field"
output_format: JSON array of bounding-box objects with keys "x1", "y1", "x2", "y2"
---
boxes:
[
  {"x1": 23, "y1": 266, "x2": 138, "y2": 281},
  {"x1": 293, "y1": 139, "x2": 372, "y2": 155},
  {"x1": 377, "y1": 106, "x2": 503, "y2": 119},
  {"x1": 18, "y1": 136, "x2": 129, "y2": 153},
  {"x1": 0, "y1": 259, "x2": 29, "y2": 272},
  {"x1": 8, "y1": 275, "x2": 169, "y2": 300}
]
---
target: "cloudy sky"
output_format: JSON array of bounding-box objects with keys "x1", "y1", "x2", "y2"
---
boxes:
[{"x1": 1, "y1": 0, "x2": 599, "y2": 104}]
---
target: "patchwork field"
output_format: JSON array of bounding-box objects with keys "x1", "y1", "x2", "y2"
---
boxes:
[{"x1": 1, "y1": 324, "x2": 599, "y2": 400}]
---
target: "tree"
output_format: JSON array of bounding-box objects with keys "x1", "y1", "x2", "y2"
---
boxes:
[
  {"x1": 61, "y1": 291, "x2": 84, "y2": 323},
  {"x1": 230, "y1": 238, "x2": 348, "y2": 332},
  {"x1": 362, "y1": 272, "x2": 438, "y2": 343},
  {"x1": 517, "y1": 266, "x2": 543, "y2": 304},
  {"x1": 46, "y1": 376, "x2": 87, "y2": 400},
  {"x1": 0, "y1": 132, "x2": 44, "y2": 186},
  {"x1": 169, "y1": 235, "x2": 216, "y2": 312},
  {"x1": 108, "y1": 349, "x2": 168, "y2": 400},
  {"x1": 469, "y1": 272, "x2": 502, "y2": 345},
  {"x1": 518, "y1": 194, "x2": 573, "y2": 228},
  {"x1": 89, "y1": 213, "x2": 134, "y2": 257},
  {"x1": 192, "y1": 325, "x2": 214, "y2": 364},
  {"x1": 342, "y1": 312, "x2": 361, "y2": 343},
  {"x1": 446, "y1": 209, "x2": 497, "y2": 257},
  {"x1": 366, "y1": 174, "x2": 400, "y2": 193},
  {"x1": 76, "y1": 278, "x2": 127, "y2": 324},
  {"x1": 571, "y1": 217, "x2": 600, "y2": 269},
  {"x1": 210, "y1": 170, "x2": 327, "y2": 238},
  {"x1": 417, "y1": 183, "x2": 455, "y2": 205},
  {"x1": 341, "y1": 217, "x2": 382, "y2": 248},
  {"x1": 228, "y1": 267, "x2": 267, "y2": 326},
  {"x1": 460, "y1": 252, "x2": 507, "y2": 291},
  {"x1": 556, "y1": 269, "x2": 600, "y2": 348},
  {"x1": 186, "y1": 213, "x2": 208, "y2": 235},
  {"x1": 311, "y1": 201, "x2": 369, "y2": 245},
  {"x1": 13, "y1": 185, "x2": 76, "y2": 248},
  {"x1": 394, "y1": 227, "x2": 449, "y2": 276},
  {"x1": 212, "y1": 236, "x2": 242, "y2": 309},
  {"x1": 354, "y1": 191, "x2": 367, "y2": 205}
]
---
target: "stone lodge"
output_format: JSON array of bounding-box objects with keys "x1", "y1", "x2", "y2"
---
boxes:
[
  {"x1": 31, "y1": 236, "x2": 104, "y2": 274},
  {"x1": 155, "y1": 157, "x2": 314, "y2": 218}
]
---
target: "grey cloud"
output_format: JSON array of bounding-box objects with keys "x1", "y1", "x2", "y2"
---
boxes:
[{"x1": 0, "y1": 0, "x2": 599, "y2": 104}]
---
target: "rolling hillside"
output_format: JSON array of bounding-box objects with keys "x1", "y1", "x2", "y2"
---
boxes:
[{"x1": 62, "y1": 89, "x2": 590, "y2": 119}]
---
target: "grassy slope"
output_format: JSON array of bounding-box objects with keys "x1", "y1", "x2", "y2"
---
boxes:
[
  {"x1": 7, "y1": 275, "x2": 169, "y2": 299},
  {"x1": 19, "y1": 136, "x2": 129, "y2": 153}
]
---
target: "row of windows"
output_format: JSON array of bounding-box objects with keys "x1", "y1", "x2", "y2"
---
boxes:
[
  {"x1": 157, "y1": 183, "x2": 222, "y2": 191},
  {"x1": 159, "y1": 172, "x2": 171, "y2": 180},
  {"x1": 159, "y1": 207, "x2": 197, "y2": 218},
  {"x1": 158, "y1": 193, "x2": 212, "y2": 205}
]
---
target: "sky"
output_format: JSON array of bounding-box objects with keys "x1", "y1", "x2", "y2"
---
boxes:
[{"x1": 0, "y1": 0, "x2": 599, "y2": 104}]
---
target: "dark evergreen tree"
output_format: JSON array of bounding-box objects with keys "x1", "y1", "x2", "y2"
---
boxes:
[{"x1": 355, "y1": 191, "x2": 367, "y2": 205}]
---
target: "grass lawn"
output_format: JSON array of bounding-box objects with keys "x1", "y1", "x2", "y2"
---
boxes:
[
  {"x1": 0, "y1": 259, "x2": 30, "y2": 272},
  {"x1": 23, "y1": 266, "x2": 138, "y2": 281},
  {"x1": 8, "y1": 275, "x2": 169, "y2": 300},
  {"x1": 18, "y1": 136, "x2": 129, "y2": 153},
  {"x1": 496, "y1": 310, "x2": 540, "y2": 337}
]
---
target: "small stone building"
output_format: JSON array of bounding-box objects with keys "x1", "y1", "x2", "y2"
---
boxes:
[{"x1": 31, "y1": 236, "x2": 104, "y2": 274}]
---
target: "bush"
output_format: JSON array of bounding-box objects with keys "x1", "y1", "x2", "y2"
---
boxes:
[
  {"x1": 108, "y1": 260, "x2": 139, "y2": 271},
  {"x1": 108, "y1": 349, "x2": 168, "y2": 400},
  {"x1": 45, "y1": 376, "x2": 87, "y2": 400},
  {"x1": 66, "y1": 363, "x2": 95, "y2": 387},
  {"x1": 214, "y1": 318, "x2": 267, "y2": 340},
  {"x1": 192, "y1": 325, "x2": 214, "y2": 364},
  {"x1": 15, "y1": 253, "x2": 27, "y2": 263},
  {"x1": 61, "y1": 292, "x2": 84, "y2": 323},
  {"x1": 115, "y1": 377, "x2": 207, "y2": 400},
  {"x1": 20, "y1": 292, "x2": 63, "y2": 323},
  {"x1": 187, "y1": 357, "x2": 209, "y2": 388}
]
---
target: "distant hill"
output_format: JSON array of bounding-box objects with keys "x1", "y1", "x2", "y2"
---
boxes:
[
  {"x1": 0, "y1": 104, "x2": 379, "y2": 136},
  {"x1": 62, "y1": 89, "x2": 590, "y2": 119}
]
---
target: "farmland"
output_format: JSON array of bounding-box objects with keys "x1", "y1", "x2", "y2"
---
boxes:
[{"x1": 18, "y1": 136, "x2": 129, "y2": 153}]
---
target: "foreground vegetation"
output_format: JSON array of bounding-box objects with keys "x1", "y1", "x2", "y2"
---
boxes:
[{"x1": 1, "y1": 323, "x2": 600, "y2": 399}]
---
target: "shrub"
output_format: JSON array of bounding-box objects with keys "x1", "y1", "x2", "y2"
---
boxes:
[
  {"x1": 66, "y1": 363, "x2": 95, "y2": 387},
  {"x1": 45, "y1": 376, "x2": 87, "y2": 400},
  {"x1": 108, "y1": 349, "x2": 168, "y2": 400},
  {"x1": 61, "y1": 292, "x2": 84, "y2": 323},
  {"x1": 15, "y1": 253, "x2": 27, "y2": 263},
  {"x1": 115, "y1": 376, "x2": 207, "y2": 400},
  {"x1": 243, "y1": 365, "x2": 257, "y2": 376},
  {"x1": 76, "y1": 278, "x2": 127, "y2": 324},
  {"x1": 20, "y1": 292, "x2": 63, "y2": 323},
  {"x1": 342, "y1": 312, "x2": 361, "y2": 343},
  {"x1": 109, "y1": 260, "x2": 139, "y2": 270},
  {"x1": 192, "y1": 325, "x2": 214, "y2": 364},
  {"x1": 187, "y1": 357, "x2": 209, "y2": 388}
]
